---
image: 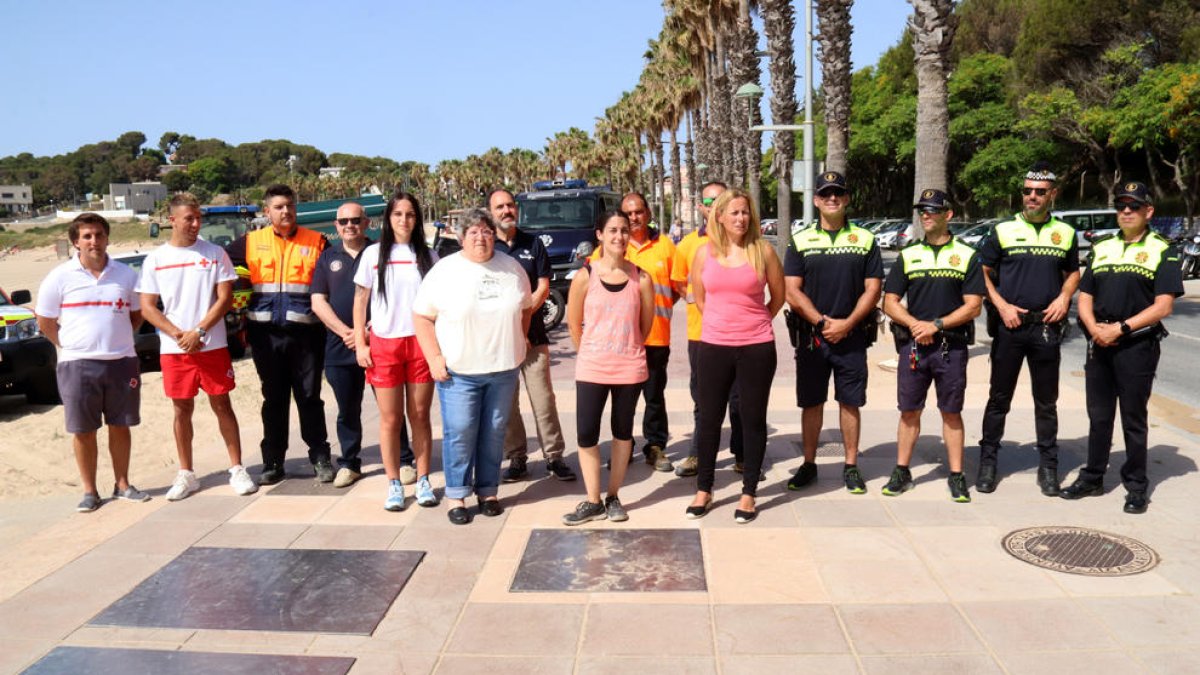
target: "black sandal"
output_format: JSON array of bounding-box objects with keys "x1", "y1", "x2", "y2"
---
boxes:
[{"x1": 448, "y1": 506, "x2": 472, "y2": 525}]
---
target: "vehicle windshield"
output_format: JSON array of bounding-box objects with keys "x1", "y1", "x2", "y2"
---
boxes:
[
  {"x1": 116, "y1": 254, "x2": 147, "y2": 274},
  {"x1": 200, "y1": 215, "x2": 252, "y2": 247},
  {"x1": 877, "y1": 221, "x2": 906, "y2": 233},
  {"x1": 518, "y1": 197, "x2": 596, "y2": 231}
]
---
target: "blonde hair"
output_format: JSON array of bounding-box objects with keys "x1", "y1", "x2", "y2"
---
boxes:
[{"x1": 707, "y1": 189, "x2": 765, "y2": 277}]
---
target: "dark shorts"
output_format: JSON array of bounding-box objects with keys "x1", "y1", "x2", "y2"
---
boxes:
[
  {"x1": 57, "y1": 357, "x2": 141, "y2": 434},
  {"x1": 897, "y1": 341, "x2": 968, "y2": 413},
  {"x1": 794, "y1": 332, "x2": 867, "y2": 408}
]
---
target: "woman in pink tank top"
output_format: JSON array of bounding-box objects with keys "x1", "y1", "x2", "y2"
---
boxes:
[
  {"x1": 562, "y1": 211, "x2": 654, "y2": 526},
  {"x1": 687, "y1": 189, "x2": 785, "y2": 523}
]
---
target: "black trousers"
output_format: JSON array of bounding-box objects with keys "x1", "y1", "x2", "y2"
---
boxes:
[
  {"x1": 695, "y1": 341, "x2": 776, "y2": 497},
  {"x1": 325, "y1": 363, "x2": 411, "y2": 472},
  {"x1": 688, "y1": 340, "x2": 743, "y2": 459},
  {"x1": 248, "y1": 322, "x2": 330, "y2": 467},
  {"x1": 641, "y1": 345, "x2": 671, "y2": 449},
  {"x1": 980, "y1": 324, "x2": 1062, "y2": 469},
  {"x1": 1080, "y1": 337, "x2": 1160, "y2": 493}
]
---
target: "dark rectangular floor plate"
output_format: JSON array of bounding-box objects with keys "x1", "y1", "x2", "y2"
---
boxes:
[
  {"x1": 511, "y1": 528, "x2": 706, "y2": 592},
  {"x1": 90, "y1": 547, "x2": 423, "y2": 634},
  {"x1": 22, "y1": 646, "x2": 354, "y2": 675}
]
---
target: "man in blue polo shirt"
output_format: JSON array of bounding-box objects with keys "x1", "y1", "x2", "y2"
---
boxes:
[
  {"x1": 489, "y1": 188, "x2": 576, "y2": 482},
  {"x1": 311, "y1": 202, "x2": 413, "y2": 488}
]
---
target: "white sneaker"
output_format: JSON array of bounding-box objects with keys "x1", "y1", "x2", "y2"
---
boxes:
[
  {"x1": 229, "y1": 465, "x2": 259, "y2": 496},
  {"x1": 398, "y1": 464, "x2": 418, "y2": 485},
  {"x1": 166, "y1": 470, "x2": 200, "y2": 501}
]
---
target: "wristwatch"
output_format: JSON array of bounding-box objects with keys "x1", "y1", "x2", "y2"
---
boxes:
[
  {"x1": 195, "y1": 327, "x2": 208, "y2": 339},
  {"x1": 814, "y1": 318, "x2": 826, "y2": 331},
  {"x1": 933, "y1": 318, "x2": 944, "y2": 331},
  {"x1": 1119, "y1": 321, "x2": 1132, "y2": 335}
]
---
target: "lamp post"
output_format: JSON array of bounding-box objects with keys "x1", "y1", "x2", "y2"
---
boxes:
[{"x1": 734, "y1": 0, "x2": 816, "y2": 235}]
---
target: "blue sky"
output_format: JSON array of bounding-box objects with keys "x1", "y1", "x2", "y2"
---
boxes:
[{"x1": 0, "y1": 1, "x2": 912, "y2": 164}]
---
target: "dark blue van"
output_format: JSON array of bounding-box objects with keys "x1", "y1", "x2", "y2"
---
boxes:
[{"x1": 516, "y1": 179, "x2": 622, "y2": 329}]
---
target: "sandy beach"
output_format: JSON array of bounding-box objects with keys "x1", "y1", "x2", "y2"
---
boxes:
[{"x1": 0, "y1": 241, "x2": 266, "y2": 501}]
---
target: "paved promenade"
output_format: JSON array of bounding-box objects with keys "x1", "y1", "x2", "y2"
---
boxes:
[{"x1": 1, "y1": 315, "x2": 1199, "y2": 674}]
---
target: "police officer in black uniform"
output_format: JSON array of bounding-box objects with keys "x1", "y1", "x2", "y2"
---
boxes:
[
  {"x1": 881, "y1": 190, "x2": 984, "y2": 502},
  {"x1": 976, "y1": 162, "x2": 1080, "y2": 496},
  {"x1": 783, "y1": 171, "x2": 883, "y2": 494},
  {"x1": 1061, "y1": 182, "x2": 1182, "y2": 514}
]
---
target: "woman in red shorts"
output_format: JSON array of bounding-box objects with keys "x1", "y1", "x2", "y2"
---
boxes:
[{"x1": 353, "y1": 192, "x2": 438, "y2": 511}]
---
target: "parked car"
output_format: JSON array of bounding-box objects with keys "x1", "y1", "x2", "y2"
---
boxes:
[
  {"x1": 873, "y1": 220, "x2": 909, "y2": 249},
  {"x1": 760, "y1": 218, "x2": 778, "y2": 236},
  {"x1": 1053, "y1": 209, "x2": 1118, "y2": 250},
  {"x1": 0, "y1": 287, "x2": 58, "y2": 403},
  {"x1": 956, "y1": 222, "x2": 993, "y2": 248},
  {"x1": 110, "y1": 252, "x2": 162, "y2": 372}
]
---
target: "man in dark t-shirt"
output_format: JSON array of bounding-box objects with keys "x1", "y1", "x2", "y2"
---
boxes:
[
  {"x1": 489, "y1": 189, "x2": 575, "y2": 482},
  {"x1": 783, "y1": 172, "x2": 883, "y2": 495},
  {"x1": 976, "y1": 162, "x2": 1080, "y2": 496},
  {"x1": 311, "y1": 202, "x2": 412, "y2": 488}
]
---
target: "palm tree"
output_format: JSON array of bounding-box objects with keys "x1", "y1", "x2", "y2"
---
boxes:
[
  {"x1": 761, "y1": 0, "x2": 798, "y2": 232},
  {"x1": 908, "y1": 0, "x2": 957, "y2": 219},
  {"x1": 816, "y1": 0, "x2": 854, "y2": 173}
]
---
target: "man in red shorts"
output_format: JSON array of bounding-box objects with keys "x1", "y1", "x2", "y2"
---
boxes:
[{"x1": 138, "y1": 193, "x2": 257, "y2": 500}]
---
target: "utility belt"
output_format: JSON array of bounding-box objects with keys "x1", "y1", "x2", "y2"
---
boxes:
[
  {"x1": 984, "y1": 301, "x2": 1069, "y2": 343},
  {"x1": 785, "y1": 308, "x2": 880, "y2": 350},
  {"x1": 890, "y1": 321, "x2": 974, "y2": 353}
]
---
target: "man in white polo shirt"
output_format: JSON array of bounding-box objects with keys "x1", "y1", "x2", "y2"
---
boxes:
[
  {"x1": 36, "y1": 213, "x2": 150, "y2": 512},
  {"x1": 138, "y1": 193, "x2": 258, "y2": 500}
]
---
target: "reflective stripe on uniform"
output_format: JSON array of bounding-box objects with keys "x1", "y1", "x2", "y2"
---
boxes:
[{"x1": 251, "y1": 282, "x2": 312, "y2": 293}]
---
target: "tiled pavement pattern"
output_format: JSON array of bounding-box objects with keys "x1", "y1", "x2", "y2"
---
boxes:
[{"x1": 3, "y1": 317, "x2": 1200, "y2": 674}]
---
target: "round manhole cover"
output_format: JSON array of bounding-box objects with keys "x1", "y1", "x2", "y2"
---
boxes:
[{"x1": 1002, "y1": 526, "x2": 1158, "y2": 576}]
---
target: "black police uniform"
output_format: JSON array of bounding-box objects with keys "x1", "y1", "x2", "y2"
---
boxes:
[
  {"x1": 884, "y1": 236, "x2": 985, "y2": 413},
  {"x1": 783, "y1": 222, "x2": 884, "y2": 408},
  {"x1": 977, "y1": 213, "x2": 1079, "y2": 473},
  {"x1": 1076, "y1": 230, "x2": 1182, "y2": 496},
  {"x1": 311, "y1": 239, "x2": 411, "y2": 473}
]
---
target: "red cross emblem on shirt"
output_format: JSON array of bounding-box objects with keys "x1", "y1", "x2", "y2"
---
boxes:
[
  {"x1": 198, "y1": 258, "x2": 212, "y2": 268},
  {"x1": 114, "y1": 298, "x2": 127, "y2": 310}
]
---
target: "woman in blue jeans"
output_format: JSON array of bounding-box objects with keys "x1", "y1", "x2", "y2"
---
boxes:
[{"x1": 413, "y1": 208, "x2": 533, "y2": 525}]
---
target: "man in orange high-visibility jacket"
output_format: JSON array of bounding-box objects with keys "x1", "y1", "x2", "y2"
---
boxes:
[
  {"x1": 227, "y1": 184, "x2": 332, "y2": 485},
  {"x1": 621, "y1": 192, "x2": 678, "y2": 472}
]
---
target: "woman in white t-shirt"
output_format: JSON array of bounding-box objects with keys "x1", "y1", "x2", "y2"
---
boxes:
[
  {"x1": 353, "y1": 192, "x2": 438, "y2": 512},
  {"x1": 413, "y1": 208, "x2": 533, "y2": 525}
]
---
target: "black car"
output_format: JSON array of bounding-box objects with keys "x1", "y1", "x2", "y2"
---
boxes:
[{"x1": 0, "y1": 287, "x2": 58, "y2": 403}]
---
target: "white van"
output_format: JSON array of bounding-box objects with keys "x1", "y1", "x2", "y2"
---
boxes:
[{"x1": 1053, "y1": 209, "x2": 1118, "y2": 250}]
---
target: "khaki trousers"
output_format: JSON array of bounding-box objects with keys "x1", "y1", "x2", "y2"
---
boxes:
[{"x1": 504, "y1": 344, "x2": 566, "y2": 461}]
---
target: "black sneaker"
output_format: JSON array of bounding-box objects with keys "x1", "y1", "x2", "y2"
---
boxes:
[
  {"x1": 948, "y1": 473, "x2": 971, "y2": 503},
  {"x1": 604, "y1": 495, "x2": 628, "y2": 522},
  {"x1": 787, "y1": 462, "x2": 818, "y2": 491},
  {"x1": 881, "y1": 466, "x2": 913, "y2": 496},
  {"x1": 313, "y1": 460, "x2": 335, "y2": 483},
  {"x1": 502, "y1": 457, "x2": 529, "y2": 483},
  {"x1": 562, "y1": 500, "x2": 607, "y2": 526},
  {"x1": 843, "y1": 465, "x2": 867, "y2": 494},
  {"x1": 976, "y1": 463, "x2": 998, "y2": 493},
  {"x1": 547, "y1": 459, "x2": 577, "y2": 481},
  {"x1": 258, "y1": 465, "x2": 285, "y2": 486}
]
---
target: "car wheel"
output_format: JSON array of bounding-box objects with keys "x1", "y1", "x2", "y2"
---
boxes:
[
  {"x1": 26, "y1": 371, "x2": 60, "y2": 405},
  {"x1": 543, "y1": 288, "x2": 566, "y2": 332}
]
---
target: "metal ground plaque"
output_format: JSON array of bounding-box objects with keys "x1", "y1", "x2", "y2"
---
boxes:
[{"x1": 1002, "y1": 526, "x2": 1159, "y2": 576}]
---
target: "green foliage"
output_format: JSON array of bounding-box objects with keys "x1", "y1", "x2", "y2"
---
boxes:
[
  {"x1": 959, "y1": 136, "x2": 1058, "y2": 212},
  {"x1": 187, "y1": 156, "x2": 235, "y2": 194}
]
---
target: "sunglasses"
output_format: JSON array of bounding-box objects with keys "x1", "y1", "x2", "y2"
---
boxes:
[
  {"x1": 917, "y1": 206, "x2": 947, "y2": 215},
  {"x1": 1021, "y1": 187, "x2": 1049, "y2": 196},
  {"x1": 1115, "y1": 201, "x2": 1146, "y2": 213},
  {"x1": 336, "y1": 217, "x2": 365, "y2": 226},
  {"x1": 817, "y1": 188, "x2": 848, "y2": 198},
  {"x1": 702, "y1": 197, "x2": 716, "y2": 206}
]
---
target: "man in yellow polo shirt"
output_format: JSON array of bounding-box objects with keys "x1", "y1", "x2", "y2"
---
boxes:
[{"x1": 671, "y1": 181, "x2": 747, "y2": 477}]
